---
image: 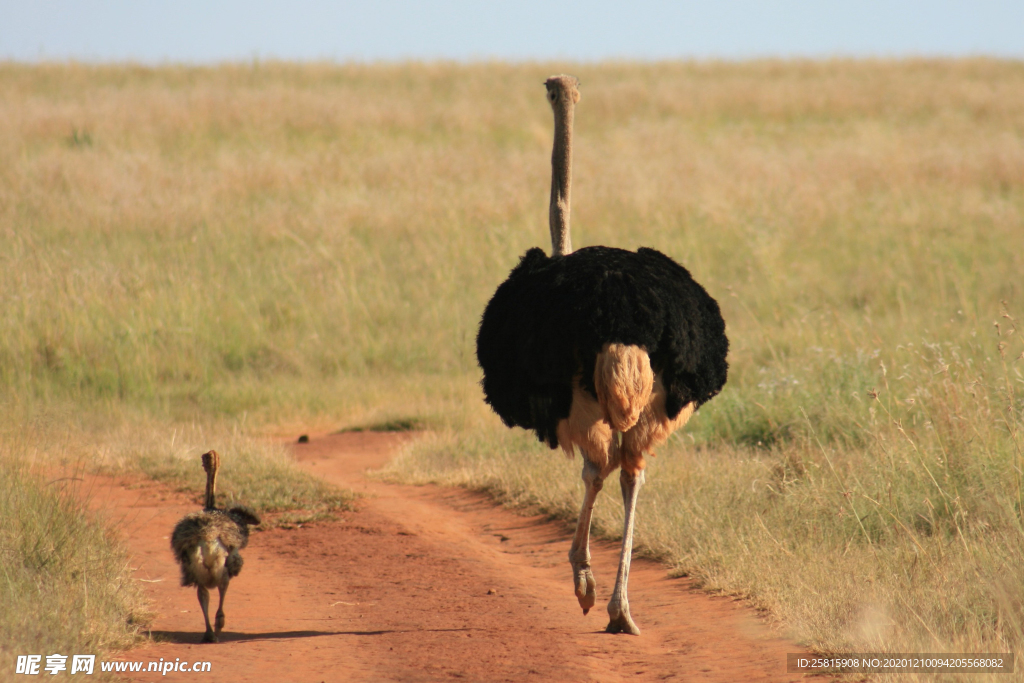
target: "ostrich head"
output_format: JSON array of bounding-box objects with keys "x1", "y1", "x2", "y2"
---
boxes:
[
  {"x1": 544, "y1": 74, "x2": 581, "y2": 108},
  {"x1": 201, "y1": 450, "x2": 220, "y2": 474},
  {"x1": 545, "y1": 75, "x2": 580, "y2": 258}
]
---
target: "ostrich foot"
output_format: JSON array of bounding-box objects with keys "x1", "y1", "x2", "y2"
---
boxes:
[
  {"x1": 201, "y1": 630, "x2": 218, "y2": 644},
  {"x1": 573, "y1": 564, "x2": 596, "y2": 614},
  {"x1": 606, "y1": 605, "x2": 640, "y2": 636},
  {"x1": 215, "y1": 611, "x2": 225, "y2": 632}
]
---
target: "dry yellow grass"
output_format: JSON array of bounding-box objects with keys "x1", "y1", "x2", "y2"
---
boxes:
[
  {"x1": 1, "y1": 59, "x2": 1023, "y2": 678},
  {"x1": 0, "y1": 441, "x2": 148, "y2": 681}
]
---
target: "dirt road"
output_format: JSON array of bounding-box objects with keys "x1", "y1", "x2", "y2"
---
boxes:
[{"x1": 87, "y1": 432, "x2": 809, "y2": 682}]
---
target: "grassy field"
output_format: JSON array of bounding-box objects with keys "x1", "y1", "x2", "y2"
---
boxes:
[{"x1": 2, "y1": 59, "x2": 1023, "y2": 678}]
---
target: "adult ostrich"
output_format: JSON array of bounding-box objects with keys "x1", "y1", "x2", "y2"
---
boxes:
[{"x1": 476, "y1": 75, "x2": 728, "y2": 635}]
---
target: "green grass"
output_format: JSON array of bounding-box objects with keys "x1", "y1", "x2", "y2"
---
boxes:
[
  {"x1": 1, "y1": 59, "x2": 1023, "y2": 679},
  {"x1": 338, "y1": 417, "x2": 426, "y2": 433}
]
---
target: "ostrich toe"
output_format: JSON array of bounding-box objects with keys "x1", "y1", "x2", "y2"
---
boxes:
[
  {"x1": 573, "y1": 565, "x2": 597, "y2": 614},
  {"x1": 606, "y1": 604, "x2": 641, "y2": 636}
]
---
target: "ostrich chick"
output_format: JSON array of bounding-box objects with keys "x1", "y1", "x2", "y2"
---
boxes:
[{"x1": 171, "y1": 450, "x2": 260, "y2": 643}]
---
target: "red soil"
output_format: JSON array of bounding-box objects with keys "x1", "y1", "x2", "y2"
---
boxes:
[{"x1": 84, "y1": 431, "x2": 814, "y2": 682}]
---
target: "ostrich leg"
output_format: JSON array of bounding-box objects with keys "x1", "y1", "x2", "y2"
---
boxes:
[
  {"x1": 569, "y1": 458, "x2": 604, "y2": 614},
  {"x1": 606, "y1": 467, "x2": 644, "y2": 635},
  {"x1": 214, "y1": 580, "x2": 229, "y2": 637},
  {"x1": 197, "y1": 586, "x2": 216, "y2": 643}
]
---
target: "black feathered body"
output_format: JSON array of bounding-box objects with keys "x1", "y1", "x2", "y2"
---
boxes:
[
  {"x1": 477, "y1": 246, "x2": 728, "y2": 449},
  {"x1": 170, "y1": 507, "x2": 258, "y2": 588}
]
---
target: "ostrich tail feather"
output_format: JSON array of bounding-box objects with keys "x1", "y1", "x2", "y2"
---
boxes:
[{"x1": 594, "y1": 343, "x2": 653, "y2": 432}]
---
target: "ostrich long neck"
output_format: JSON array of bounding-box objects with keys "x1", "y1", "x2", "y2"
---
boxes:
[
  {"x1": 549, "y1": 101, "x2": 574, "y2": 257},
  {"x1": 204, "y1": 466, "x2": 217, "y2": 510}
]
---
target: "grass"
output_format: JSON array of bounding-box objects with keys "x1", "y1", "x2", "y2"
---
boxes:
[
  {"x1": 338, "y1": 417, "x2": 426, "y2": 433},
  {"x1": 0, "y1": 451, "x2": 148, "y2": 681},
  {"x1": 91, "y1": 421, "x2": 356, "y2": 527},
  {"x1": 1, "y1": 59, "x2": 1022, "y2": 679}
]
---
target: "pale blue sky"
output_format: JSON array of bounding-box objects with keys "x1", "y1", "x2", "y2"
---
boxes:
[{"x1": 1, "y1": 1, "x2": 1021, "y2": 63}]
